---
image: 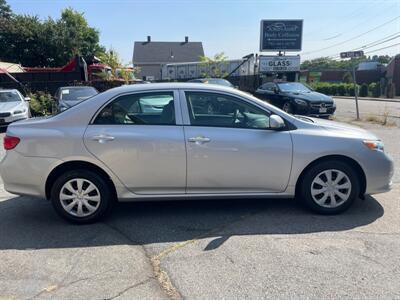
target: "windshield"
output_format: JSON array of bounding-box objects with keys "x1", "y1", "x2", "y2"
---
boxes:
[
  {"x1": 207, "y1": 79, "x2": 234, "y2": 87},
  {"x1": 60, "y1": 87, "x2": 98, "y2": 101},
  {"x1": 0, "y1": 91, "x2": 22, "y2": 103},
  {"x1": 277, "y1": 82, "x2": 311, "y2": 93}
]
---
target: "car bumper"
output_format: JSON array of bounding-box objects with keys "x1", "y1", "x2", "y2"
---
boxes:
[
  {"x1": 362, "y1": 151, "x2": 394, "y2": 195},
  {"x1": 0, "y1": 150, "x2": 61, "y2": 197},
  {"x1": 294, "y1": 104, "x2": 336, "y2": 117},
  {"x1": 0, "y1": 115, "x2": 28, "y2": 127}
]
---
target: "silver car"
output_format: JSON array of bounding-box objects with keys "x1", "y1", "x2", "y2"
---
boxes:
[
  {"x1": 0, "y1": 89, "x2": 30, "y2": 127},
  {"x1": 0, "y1": 83, "x2": 393, "y2": 223}
]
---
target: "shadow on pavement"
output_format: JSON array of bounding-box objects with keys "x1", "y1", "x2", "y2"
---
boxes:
[{"x1": 0, "y1": 195, "x2": 384, "y2": 250}]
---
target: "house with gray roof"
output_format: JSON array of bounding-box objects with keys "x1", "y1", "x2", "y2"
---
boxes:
[{"x1": 133, "y1": 36, "x2": 204, "y2": 80}]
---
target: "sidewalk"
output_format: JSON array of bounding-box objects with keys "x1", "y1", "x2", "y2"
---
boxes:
[{"x1": 333, "y1": 96, "x2": 400, "y2": 103}]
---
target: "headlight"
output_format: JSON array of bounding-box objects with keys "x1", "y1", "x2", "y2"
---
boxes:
[
  {"x1": 13, "y1": 108, "x2": 26, "y2": 115},
  {"x1": 363, "y1": 140, "x2": 384, "y2": 152},
  {"x1": 294, "y1": 99, "x2": 308, "y2": 106}
]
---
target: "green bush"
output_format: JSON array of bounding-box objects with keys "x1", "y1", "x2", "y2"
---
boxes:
[
  {"x1": 359, "y1": 83, "x2": 368, "y2": 97},
  {"x1": 337, "y1": 84, "x2": 346, "y2": 96},
  {"x1": 369, "y1": 82, "x2": 381, "y2": 97},
  {"x1": 347, "y1": 85, "x2": 356, "y2": 96},
  {"x1": 28, "y1": 91, "x2": 54, "y2": 116}
]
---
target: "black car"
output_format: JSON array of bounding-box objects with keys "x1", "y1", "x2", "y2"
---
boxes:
[{"x1": 254, "y1": 82, "x2": 336, "y2": 117}]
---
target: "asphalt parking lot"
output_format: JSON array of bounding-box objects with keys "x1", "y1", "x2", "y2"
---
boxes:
[{"x1": 0, "y1": 111, "x2": 399, "y2": 299}]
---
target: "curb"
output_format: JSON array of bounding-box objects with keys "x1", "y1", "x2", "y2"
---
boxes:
[{"x1": 333, "y1": 96, "x2": 400, "y2": 103}]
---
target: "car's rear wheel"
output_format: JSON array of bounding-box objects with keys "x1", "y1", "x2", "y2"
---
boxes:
[
  {"x1": 51, "y1": 170, "x2": 114, "y2": 223},
  {"x1": 282, "y1": 101, "x2": 293, "y2": 114},
  {"x1": 299, "y1": 160, "x2": 359, "y2": 214}
]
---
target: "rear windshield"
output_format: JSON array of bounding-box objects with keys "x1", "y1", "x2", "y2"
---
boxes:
[
  {"x1": 0, "y1": 91, "x2": 22, "y2": 103},
  {"x1": 60, "y1": 87, "x2": 98, "y2": 101}
]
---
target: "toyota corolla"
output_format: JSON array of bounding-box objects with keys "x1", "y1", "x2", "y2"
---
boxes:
[{"x1": 0, "y1": 83, "x2": 393, "y2": 223}]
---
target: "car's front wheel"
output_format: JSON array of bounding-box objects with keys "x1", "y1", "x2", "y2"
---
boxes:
[
  {"x1": 299, "y1": 160, "x2": 360, "y2": 214},
  {"x1": 51, "y1": 170, "x2": 114, "y2": 223}
]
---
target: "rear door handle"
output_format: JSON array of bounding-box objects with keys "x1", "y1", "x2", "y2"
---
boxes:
[
  {"x1": 188, "y1": 136, "x2": 211, "y2": 144},
  {"x1": 92, "y1": 134, "x2": 115, "y2": 143}
]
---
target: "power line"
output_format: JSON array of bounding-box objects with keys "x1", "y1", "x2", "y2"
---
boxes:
[
  {"x1": 327, "y1": 33, "x2": 400, "y2": 58},
  {"x1": 356, "y1": 32, "x2": 400, "y2": 49},
  {"x1": 302, "y1": 16, "x2": 400, "y2": 55},
  {"x1": 364, "y1": 43, "x2": 400, "y2": 54},
  {"x1": 322, "y1": 2, "x2": 399, "y2": 41}
]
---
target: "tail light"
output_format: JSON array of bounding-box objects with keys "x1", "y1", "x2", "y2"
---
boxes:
[{"x1": 4, "y1": 135, "x2": 20, "y2": 150}]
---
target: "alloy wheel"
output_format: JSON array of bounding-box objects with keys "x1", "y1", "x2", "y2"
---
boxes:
[
  {"x1": 310, "y1": 169, "x2": 352, "y2": 208},
  {"x1": 59, "y1": 178, "x2": 101, "y2": 217}
]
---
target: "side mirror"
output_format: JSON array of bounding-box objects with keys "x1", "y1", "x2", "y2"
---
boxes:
[
  {"x1": 24, "y1": 97, "x2": 31, "y2": 101},
  {"x1": 269, "y1": 114, "x2": 285, "y2": 130},
  {"x1": 273, "y1": 88, "x2": 279, "y2": 94}
]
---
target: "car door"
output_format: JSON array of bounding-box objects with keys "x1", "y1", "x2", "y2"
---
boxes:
[
  {"x1": 180, "y1": 90, "x2": 293, "y2": 194},
  {"x1": 84, "y1": 90, "x2": 186, "y2": 195},
  {"x1": 256, "y1": 83, "x2": 278, "y2": 103}
]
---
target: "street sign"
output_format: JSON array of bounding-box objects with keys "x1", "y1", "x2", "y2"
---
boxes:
[
  {"x1": 260, "y1": 20, "x2": 303, "y2": 52},
  {"x1": 259, "y1": 56, "x2": 300, "y2": 73},
  {"x1": 340, "y1": 51, "x2": 364, "y2": 59}
]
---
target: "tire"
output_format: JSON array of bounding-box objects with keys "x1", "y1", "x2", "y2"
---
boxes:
[
  {"x1": 51, "y1": 169, "x2": 114, "y2": 224},
  {"x1": 282, "y1": 101, "x2": 293, "y2": 114},
  {"x1": 299, "y1": 160, "x2": 360, "y2": 214}
]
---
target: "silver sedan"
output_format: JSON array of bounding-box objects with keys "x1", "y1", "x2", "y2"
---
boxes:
[{"x1": 0, "y1": 83, "x2": 394, "y2": 223}]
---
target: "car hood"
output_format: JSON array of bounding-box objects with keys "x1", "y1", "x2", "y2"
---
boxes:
[
  {"x1": 282, "y1": 91, "x2": 333, "y2": 102},
  {"x1": 309, "y1": 117, "x2": 378, "y2": 140},
  {"x1": 0, "y1": 101, "x2": 21, "y2": 112}
]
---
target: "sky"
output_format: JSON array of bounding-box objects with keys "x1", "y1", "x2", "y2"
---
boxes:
[{"x1": 7, "y1": 0, "x2": 400, "y2": 64}]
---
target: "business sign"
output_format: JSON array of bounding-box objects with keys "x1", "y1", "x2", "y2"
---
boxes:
[
  {"x1": 260, "y1": 19, "x2": 303, "y2": 52},
  {"x1": 340, "y1": 51, "x2": 364, "y2": 59},
  {"x1": 259, "y1": 56, "x2": 300, "y2": 73}
]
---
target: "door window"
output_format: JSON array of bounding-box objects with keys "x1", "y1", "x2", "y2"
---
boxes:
[
  {"x1": 185, "y1": 92, "x2": 271, "y2": 129},
  {"x1": 94, "y1": 92, "x2": 175, "y2": 125},
  {"x1": 260, "y1": 83, "x2": 276, "y2": 91}
]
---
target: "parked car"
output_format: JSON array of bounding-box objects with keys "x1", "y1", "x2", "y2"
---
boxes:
[
  {"x1": 0, "y1": 89, "x2": 30, "y2": 127},
  {"x1": 55, "y1": 86, "x2": 98, "y2": 111},
  {"x1": 254, "y1": 82, "x2": 336, "y2": 117},
  {"x1": 188, "y1": 78, "x2": 235, "y2": 88},
  {"x1": 0, "y1": 83, "x2": 393, "y2": 223}
]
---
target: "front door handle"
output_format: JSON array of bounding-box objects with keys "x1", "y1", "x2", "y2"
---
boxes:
[
  {"x1": 188, "y1": 136, "x2": 211, "y2": 144},
  {"x1": 92, "y1": 134, "x2": 115, "y2": 143}
]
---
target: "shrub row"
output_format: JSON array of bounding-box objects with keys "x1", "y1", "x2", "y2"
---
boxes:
[{"x1": 310, "y1": 82, "x2": 381, "y2": 97}]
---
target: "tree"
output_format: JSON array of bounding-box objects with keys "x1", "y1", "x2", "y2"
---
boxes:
[
  {"x1": 0, "y1": 2, "x2": 105, "y2": 67},
  {"x1": 0, "y1": 0, "x2": 12, "y2": 19},
  {"x1": 199, "y1": 52, "x2": 228, "y2": 78},
  {"x1": 342, "y1": 72, "x2": 353, "y2": 84},
  {"x1": 99, "y1": 48, "x2": 140, "y2": 83}
]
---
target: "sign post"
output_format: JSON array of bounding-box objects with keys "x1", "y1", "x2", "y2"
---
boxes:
[{"x1": 340, "y1": 51, "x2": 364, "y2": 120}]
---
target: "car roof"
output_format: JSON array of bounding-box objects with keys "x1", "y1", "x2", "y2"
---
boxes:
[
  {"x1": 0, "y1": 89, "x2": 19, "y2": 93},
  {"x1": 106, "y1": 82, "x2": 236, "y2": 94},
  {"x1": 59, "y1": 86, "x2": 96, "y2": 89}
]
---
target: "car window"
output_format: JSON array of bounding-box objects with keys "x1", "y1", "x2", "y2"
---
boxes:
[
  {"x1": 60, "y1": 87, "x2": 98, "y2": 101},
  {"x1": 185, "y1": 92, "x2": 271, "y2": 129},
  {"x1": 0, "y1": 90, "x2": 23, "y2": 103},
  {"x1": 260, "y1": 83, "x2": 275, "y2": 91},
  {"x1": 277, "y1": 82, "x2": 311, "y2": 93},
  {"x1": 94, "y1": 92, "x2": 175, "y2": 125}
]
